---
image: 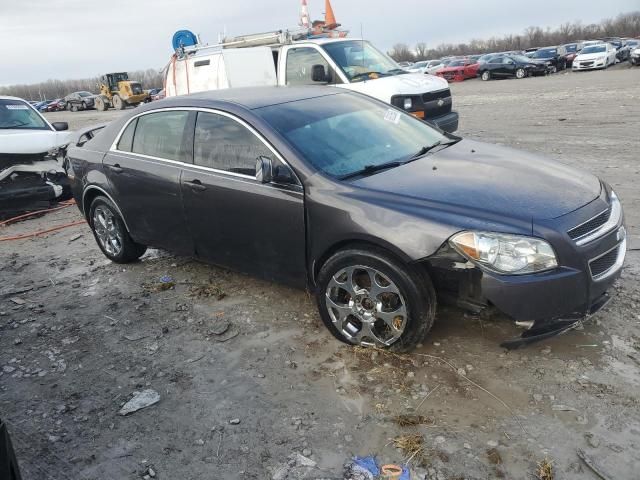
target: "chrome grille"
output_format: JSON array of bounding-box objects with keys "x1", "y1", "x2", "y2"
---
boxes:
[{"x1": 568, "y1": 209, "x2": 610, "y2": 240}]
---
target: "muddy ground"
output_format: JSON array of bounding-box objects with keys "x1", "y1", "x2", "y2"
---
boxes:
[{"x1": 2, "y1": 66, "x2": 639, "y2": 480}]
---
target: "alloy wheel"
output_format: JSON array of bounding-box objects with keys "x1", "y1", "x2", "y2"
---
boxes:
[
  {"x1": 325, "y1": 265, "x2": 407, "y2": 347},
  {"x1": 93, "y1": 205, "x2": 123, "y2": 257}
]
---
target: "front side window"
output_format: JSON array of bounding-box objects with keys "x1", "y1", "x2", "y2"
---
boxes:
[
  {"x1": 131, "y1": 111, "x2": 189, "y2": 161},
  {"x1": 0, "y1": 99, "x2": 49, "y2": 130},
  {"x1": 257, "y1": 94, "x2": 447, "y2": 179},
  {"x1": 193, "y1": 112, "x2": 275, "y2": 176},
  {"x1": 286, "y1": 47, "x2": 336, "y2": 85}
]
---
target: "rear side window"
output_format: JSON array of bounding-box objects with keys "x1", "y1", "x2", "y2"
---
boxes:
[
  {"x1": 193, "y1": 112, "x2": 275, "y2": 176},
  {"x1": 117, "y1": 118, "x2": 137, "y2": 152},
  {"x1": 132, "y1": 111, "x2": 189, "y2": 161}
]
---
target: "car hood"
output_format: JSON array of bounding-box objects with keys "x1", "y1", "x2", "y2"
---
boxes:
[
  {"x1": 0, "y1": 129, "x2": 73, "y2": 154},
  {"x1": 351, "y1": 140, "x2": 601, "y2": 221},
  {"x1": 338, "y1": 73, "x2": 450, "y2": 99},
  {"x1": 575, "y1": 52, "x2": 607, "y2": 61}
]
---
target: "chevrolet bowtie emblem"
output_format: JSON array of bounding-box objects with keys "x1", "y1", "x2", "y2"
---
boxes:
[{"x1": 437, "y1": 99, "x2": 445, "y2": 107}]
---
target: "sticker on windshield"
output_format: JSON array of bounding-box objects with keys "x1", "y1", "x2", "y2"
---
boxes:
[
  {"x1": 5, "y1": 105, "x2": 29, "y2": 110},
  {"x1": 384, "y1": 109, "x2": 401, "y2": 124}
]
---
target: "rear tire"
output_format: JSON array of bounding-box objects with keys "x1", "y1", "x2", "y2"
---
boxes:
[
  {"x1": 316, "y1": 247, "x2": 437, "y2": 352},
  {"x1": 95, "y1": 96, "x2": 108, "y2": 111},
  {"x1": 89, "y1": 196, "x2": 146, "y2": 263},
  {"x1": 112, "y1": 95, "x2": 125, "y2": 110},
  {"x1": 481, "y1": 70, "x2": 491, "y2": 81}
]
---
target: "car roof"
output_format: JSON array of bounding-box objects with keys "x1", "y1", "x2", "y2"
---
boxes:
[
  {"x1": 0, "y1": 96, "x2": 25, "y2": 101},
  {"x1": 155, "y1": 86, "x2": 344, "y2": 110}
]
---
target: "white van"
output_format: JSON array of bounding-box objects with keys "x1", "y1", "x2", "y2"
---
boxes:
[{"x1": 165, "y1": 33, "x2": 459, "y2": 132}]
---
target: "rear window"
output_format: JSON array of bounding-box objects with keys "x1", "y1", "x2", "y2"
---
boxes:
[
  {"x1": 117, "y1": 118, "x2": 137, "y2": 152},
  {"x1": 131, "y1": 111, "x2": 189, "y2": 162}
]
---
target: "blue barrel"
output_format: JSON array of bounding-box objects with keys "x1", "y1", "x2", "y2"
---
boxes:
[{"x1": 172, "y1": 30, "x2": 198, "y2": 51}]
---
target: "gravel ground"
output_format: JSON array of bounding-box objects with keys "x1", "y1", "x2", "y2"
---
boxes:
[{"x1": 2, "y1": 65, "x2": 639, "y2": 479}]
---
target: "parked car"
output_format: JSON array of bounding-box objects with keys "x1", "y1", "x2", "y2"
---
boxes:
[
  {"x1": 477, "y1": 54, "x2": 548, "y2": 80},
  {"x1": 151, "y1": 89, "x2": 166, "y2": 101},
  {"x1": 64, "y1": 91, "x2": 96, "y2": 111},
  {"x1": 144, "y1": 88, "x2": 163, "y2": 102},
  {"x1": 628, "y1": 45, "x2": 640, "y2": 66},
  {"x1": 67, "y1": 87, "x2": 626, "y2": 350},
  {"x1": 529, "y1": 46, "x2": 568, "y2": 72},
  {"x1": 34, "y1": 100, "x2": 51, "y2": 111},
  {"x1": 0, "y1": 96, "x2": 71, "y2": 211},
  {"x1": 435, "y1": 59, "x2": 479, "y2": 81},
  {"x1": 600, "y1": 37, "x2": 629, "y2": 62},
  {"x1": 572, "y1": 43, "x2": 617, "y2": 71},
  {"x1": 563, "y1": 43, "x2": 579, "y2": 66},
  {"x1": 45, "y1": 98, "x2": 65, "y2": 112},
  {"x1": 407, "y1": 60, "x2": 443, "y2": 75}
]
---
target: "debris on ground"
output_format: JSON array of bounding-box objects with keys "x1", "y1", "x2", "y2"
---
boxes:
[
  {"x1": 343, "y1": 456, "x2": 410, "y2": 480},
  {"x1": 118, "y1": 389, "x2": 161, "y2": 416},
  {"x1": 392, "y1": 414, "x2": 435, "y2": 427},
  {"x1": 487, "y1": 448, "x2": 503, "y2": 465},
  {"x1": 188, "y1": 282, "x2": 226, "y2": 300},
  {"x1": 535, "y1": 457, "x2": 554, "y2": 480},
  {"x1": 392, "y1": 434, "x2": 424, "y2": 462},
  {"x1": 142, "y1": 276, "x2": 175, "y2": 292}
]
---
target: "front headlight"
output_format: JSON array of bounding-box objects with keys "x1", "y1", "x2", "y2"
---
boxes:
[
  {"x1": 403, "y1": 98, "x2": 413, "y2": 110},
  {"x1": 450, "y1": 231, "x2": 558, "y2": 275}
]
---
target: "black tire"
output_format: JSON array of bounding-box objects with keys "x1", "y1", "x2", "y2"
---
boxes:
[
  {"x1": 81, "y1": 101, "x2": 87, "y2": 111},
  {"x1": 88, "y1": 196, "x2": 146, "y2": 263},
  {"x1": 515, "y1": 68, "x2": 526, "y2": 79},
  {"x1": 95, "y1": 96, "x2": 108, "y2": 111},
  {"x1": 71, "y1": 103, "x2": 78, "y2": 112},
  {"x1": 481, "y1": 70, "x2": 491, "y2": 81},
  {"x1": 316, "y1": 247, "x2": 437, "y2": 352}
]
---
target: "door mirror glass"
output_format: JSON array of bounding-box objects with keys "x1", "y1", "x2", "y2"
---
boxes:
[
  {"x1": 52, "y1": 122, "x2": 69, "y2": 131},
  {"x1": 255, "y1": 156, "x2": 273, "y2": 184},
  {"x1": 311, "y1": 64, "x2": 328, "y2": 83},
  {"x1": 273, "y1": 164, "x2": 296, "y2": 185}
]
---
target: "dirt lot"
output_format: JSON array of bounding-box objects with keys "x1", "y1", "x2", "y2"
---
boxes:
[{"x1": 2, "y1": 66, "x2": 640, "y2": 479}]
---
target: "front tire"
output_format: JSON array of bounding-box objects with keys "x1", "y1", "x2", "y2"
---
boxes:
[
  {"x1": 316, "y1": 247, "x2": 437, "y2": 352},
  {"x1": 515, "y1": 68, "x2": 526, "y2": 79},
  {"x1": 112, "y1": 95, "x2": 125, "y2": 110},
  {"x1": 481, "y1": 70, "x2": 491, "y2": 81},
  {"x1": 89, "y1": 196, "x2": 146, "y2": 263}
]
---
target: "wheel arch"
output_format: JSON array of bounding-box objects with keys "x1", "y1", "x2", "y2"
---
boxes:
[
  {"x1": 310, "y1": 237, "x2": 416, "y2": 287},
  {"x1": 82, "y1": 185, "x2": 131, "y2": 232}
]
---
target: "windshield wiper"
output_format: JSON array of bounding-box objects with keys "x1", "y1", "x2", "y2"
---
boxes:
[{"x1": 340, "y1": 161, "x2": 403, "y2": 180}]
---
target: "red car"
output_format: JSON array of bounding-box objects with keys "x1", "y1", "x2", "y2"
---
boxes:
[
  {"x1": 45, "y1": 98, "x2": 65, "y2": 112},
  {"x1": 436, "y1": 59, "x2": 480, "y2": 82}
]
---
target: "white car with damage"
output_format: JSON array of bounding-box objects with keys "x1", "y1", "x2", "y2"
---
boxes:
[{"x1": 0, "y1": 96, "x2": 73, "y2": 207}]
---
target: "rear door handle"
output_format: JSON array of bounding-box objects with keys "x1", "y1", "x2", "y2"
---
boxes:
[
  {"x1": 185, "y1": 179, "x2": 206, "y2": 191},
  {"x1": 108, "y1": 164, "x2": 123, "y2": 174}
]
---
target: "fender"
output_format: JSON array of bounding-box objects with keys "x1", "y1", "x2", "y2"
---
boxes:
[{"x1": 81, "y1": 184, "x2": 131, "y2": 232}]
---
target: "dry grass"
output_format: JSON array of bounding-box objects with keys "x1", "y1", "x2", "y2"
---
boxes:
[
  {"x1": 393, "y1": 414, "x2": 435, "y2": 427},
  {"x1": 142, "y1": 281, "x2": 175, "y2": 292},
  {"x1": 188, "y1": 282, "x2": 226, "y2": 300},
  {"x1": 392, "y1": 434, "x2": 424, "y2": 462},
  {"x1": 487, "y1": 448, "x2": 503, "y2": 465},
  {"x1": 535, "y1": 458, "x2": 554, "y2": 480}
]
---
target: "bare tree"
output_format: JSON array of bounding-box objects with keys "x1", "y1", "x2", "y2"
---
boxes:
[
  {"x1": 388, "y1": 43, "x2": 415, "y2": 62},
  {"x1": 414, "y1": 42, "x2": 429, "y2": 60}
]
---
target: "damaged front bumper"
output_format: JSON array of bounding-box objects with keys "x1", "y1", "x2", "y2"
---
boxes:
[{"x1": 0, "y1": 152, "x2": 70, "y2": 216}]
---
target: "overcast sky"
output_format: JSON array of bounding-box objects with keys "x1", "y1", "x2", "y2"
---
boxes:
[{"x1": 1, "y1": 0, "x2": 637, "y2": 85}]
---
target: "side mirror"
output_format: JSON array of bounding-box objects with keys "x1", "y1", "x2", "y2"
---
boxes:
[
  {"x1": 255, "y1": 156, "x2": 273, "y2": 184},
  {"x1": 52, "y1": 122, "x2": 69, "y2": 131},
  {"x1": 311, "y1": 64, "x2": 328, "y2": 83},
  {"x1": 273, "y1": 164, "x2": 296, "y2": 185}
]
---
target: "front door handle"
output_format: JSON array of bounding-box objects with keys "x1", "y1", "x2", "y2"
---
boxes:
[
  {"x1": 185, "y1": 179, "x2": 206, "y2": 191},
  {"x1": 108, "y1": 164, "x2": 123, "y2": 174}
]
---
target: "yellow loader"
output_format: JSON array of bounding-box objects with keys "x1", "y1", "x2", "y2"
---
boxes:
[{"x1": 95, "y1": 72, "x2": 149, "y2": 111}]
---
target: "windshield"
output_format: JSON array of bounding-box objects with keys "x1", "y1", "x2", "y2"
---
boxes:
[
  {"x1": 411, "y1": 61, "x2": 428, "y2": 68},
  {"x1": 322, "y1": 40, "x2": 404, "y2": 82},
  {"x1": 78, "y1": 91, "x2": 93, "y2": 97},
  {"x1": 0, "y1": 99, "x2": 50, "y2": 130},
  {"x1": 257, "y1": 94, "x2": 447, "y2": 179},
  {"x1": 448, "y1": 60, "x2": 465, "y2": 67},
  {"x1": 564, "y1": 44, "x2": 577, "y2": 52},
  {"x1": 581, "y1": 45, "x2": 606, "y2": 54},
  {"x1": 532, "y1": 48, "x2": 556, "y2": 58}
]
